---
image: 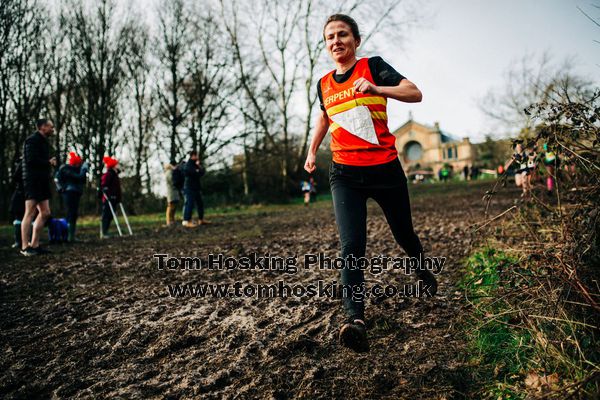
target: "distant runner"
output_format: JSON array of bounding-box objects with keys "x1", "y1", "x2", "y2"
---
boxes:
[
  {"x1": 300, "y1": 179, "x2": 312, "y2": 206},
  {"x1": 542, "y1": 143, "x2": 559, "y2": 196},
  {"x1": 300, "y1": 176, "x2": 317, "y2": 206},
  {"x1": 506, "y1": 140, "x2": 531, "y2": 199},
  {"x1": 305, "y1": 14, "x2": 437, "y2": 353}
]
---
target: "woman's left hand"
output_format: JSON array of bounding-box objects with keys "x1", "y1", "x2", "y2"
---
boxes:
[{"x1": 353, "y1": 78, "x2": 380, "y2": 95}]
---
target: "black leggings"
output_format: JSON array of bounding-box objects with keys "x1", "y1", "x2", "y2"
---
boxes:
[
  {"x1": 62, "y1": 191, "x2": 81, "y2": 227},
  {"x1": 329, "y1": 158, "x2": 423, "y2": 321}
]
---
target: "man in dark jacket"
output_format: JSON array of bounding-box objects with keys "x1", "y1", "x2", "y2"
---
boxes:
[
  {"x1": 56, "y1": 152, "x2": 88, "y2": 242},
  {"x1": 100, "y1": 156, "x2": 121, "y2": 238},
  {"x1": 182, "y1": 150, "x2": 210, "y2": 227},
  {"x1": 20, "y1": 119, "x2": 56, "y2": 256}
]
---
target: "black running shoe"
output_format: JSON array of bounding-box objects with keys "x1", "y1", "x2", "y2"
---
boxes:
[
  {"x1": 20, "y1": 247, "x2": 37, "y2": 257},
  {"x1": 32, "y1": 247, "x2": 52, "y2": 255},
  {"x1": 339, "y1": 319, "x2": 369, "y2": 353}
]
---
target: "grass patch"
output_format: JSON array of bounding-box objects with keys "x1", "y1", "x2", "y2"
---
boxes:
[
  {"x1": 460, "y1": 244, "x2": 600, "y2": 398},
  {"x1": 459, "y1": 247, "x2": 535, "y2": 398}
]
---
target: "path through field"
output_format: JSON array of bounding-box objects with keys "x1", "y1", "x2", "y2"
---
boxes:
[{"x1": 0, "y1": 181, "x2": 515, "y2": 399}]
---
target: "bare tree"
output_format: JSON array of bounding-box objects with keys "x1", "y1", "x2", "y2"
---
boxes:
[
  {"x1": 255, "y1": 0, "x2": 304, "y2": 190},
  {"x1": 0, "y1": 0, "x2": 19, "y2": 215},
  {"x1": 0, "y1": 0, "x2": 52, "y2": 218},
  {"x1": 154, "y1": 0, "x2": 194, "y2": 163},
  {"x1": 62, "y1": 0, "x2": 136, "y2": 186},
  {"x1": 480, "y1": 53, "x2": 598, "y2": 136},
  {"x1": 6, "y1": 0, "x2": 51, "y2": 156},
  {"x1": 183, "y1": 12, "x2": 238, "y2": 162},
  {"x1": 125, "y1": 22, "x2": 155, "y2": 205},
  {"x1": 44, "y1": 19, "x2": 76, "y2": 164},
  {"x1": 219, "y1": 0, "x2": 279, "y2": 150}
]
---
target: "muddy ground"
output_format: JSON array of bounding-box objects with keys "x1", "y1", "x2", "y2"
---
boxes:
[{"x1": 0, "y1": 181, "x2": 517, "y2": 399}]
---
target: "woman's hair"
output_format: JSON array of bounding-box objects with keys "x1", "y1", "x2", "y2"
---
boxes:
[
  {"x1": 512, "y1": 139, "x2": 524, "y2": 150},
  {"x1": 323, "y1": 14, "x2": 360, "y2": 41}
]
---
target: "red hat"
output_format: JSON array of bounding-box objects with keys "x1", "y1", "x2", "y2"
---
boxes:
[
  {"x1": 103, "y1": 156, "x2": 118, "y2": 169},
  {"x1": 68, "y1": 152, "x2": 82, "y2": 167}
]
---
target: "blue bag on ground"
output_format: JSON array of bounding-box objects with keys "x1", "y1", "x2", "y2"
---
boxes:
[{"x1": 48, "y1": 218, "x2": 68, "y2": 243}]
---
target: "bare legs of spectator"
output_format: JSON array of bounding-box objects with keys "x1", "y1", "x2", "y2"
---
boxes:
[{"x1": 21, "y1": 199, "x2": 51, "y2": 249}]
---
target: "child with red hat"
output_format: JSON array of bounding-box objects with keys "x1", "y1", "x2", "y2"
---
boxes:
[
  {"x1": 55, "y1": 152, "x2": 89, "y2": 242},
  {"x1": 100, "y1": 156, "x2": 121, "y2": 238}
]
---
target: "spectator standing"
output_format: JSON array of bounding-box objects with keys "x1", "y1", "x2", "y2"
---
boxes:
[
  {"x1": 164, "y1": 161, "x2": 182, "y2": 226},
  {"x1": 100, "y1": 156, "x2": 121, "y2": 238},
  {"x1": 470, "y1": 165, "x2": 479, "y2": 181},
  {"x1": 20, "y1": 119, "x2": 56, "y2": 256},
  {"x1": 182, "y1": 151, "x2": 210, "y2": 227},
  {"x1": 55, "y1": 152, "x2": 88, "y2": 242}
]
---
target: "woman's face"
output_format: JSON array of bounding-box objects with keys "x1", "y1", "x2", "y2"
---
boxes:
[{"x1": 324, "y1": 21, "x2": 359, "y2": 64}]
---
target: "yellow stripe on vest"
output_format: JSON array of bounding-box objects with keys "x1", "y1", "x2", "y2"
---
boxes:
[
  {"x1": 370, "y1": 111, "x2": 387, "y2": 120},
  {"x1": 326, "y1": 96, "x2": 387, "y2": 117}
]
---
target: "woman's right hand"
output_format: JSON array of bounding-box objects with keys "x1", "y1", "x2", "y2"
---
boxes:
[
  {"x1": 304, "y1": 153, "x2": 316, "y2": 173},
  {"x1": 304, "y1": 111, "x2": 329, "y2": 174}
]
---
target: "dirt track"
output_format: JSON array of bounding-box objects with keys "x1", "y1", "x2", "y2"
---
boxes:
[{"x1": 0, "y1": 181, "x2": 516, "y2": 399}]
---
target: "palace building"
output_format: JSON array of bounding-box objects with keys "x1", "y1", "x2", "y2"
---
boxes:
[{"x1": 391, "y1": 115, "x2": 477, "y2": 178}]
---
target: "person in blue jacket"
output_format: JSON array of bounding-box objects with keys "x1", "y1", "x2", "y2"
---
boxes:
[
  {"x1": 56, "y1": 152, "x2": 88, "y2": 242},
  {"x1": 182, "y1": 150, "x2": 210, "y2": 227}
]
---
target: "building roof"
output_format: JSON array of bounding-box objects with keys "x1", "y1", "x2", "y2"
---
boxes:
[
  {"x1": 393, "y1": 119, "x2": 460, "y2": 143},
  {"x1": 439, "y1": 130, "x2": 457, "y2": 143}
]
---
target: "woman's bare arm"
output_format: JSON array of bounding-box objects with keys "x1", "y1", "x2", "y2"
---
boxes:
[
  {"x1": 353, "y1": 78, "x2": 422, "y2": 103},
  {"x1": 304, "y1": 111, "x2": 330, "y2": 173}
]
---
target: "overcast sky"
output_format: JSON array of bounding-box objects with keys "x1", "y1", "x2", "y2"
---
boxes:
[{"x1": 377, "y1": 0, "x2": 599, "y2": 142}]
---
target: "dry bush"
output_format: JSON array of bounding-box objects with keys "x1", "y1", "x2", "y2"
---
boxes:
[{"x1": 466, "y1": 88, "x2": 599, "y2": 398}]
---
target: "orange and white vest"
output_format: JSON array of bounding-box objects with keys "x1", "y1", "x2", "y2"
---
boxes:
[{"x1": 320, "y1": 57, "x2": 398, "y2": 166}]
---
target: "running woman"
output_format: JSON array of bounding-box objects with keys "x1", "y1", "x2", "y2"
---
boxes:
[
  {"x1": 304, "y1": 14, "x2": 437, "y2": 352},
  {"x1": 506, "y1": 141, "x2": 531, "y2": 199},
  {"x1": 525, "y1": 143, "x2": 538, "y2": 193},
  {"x1": 542, "y1": 143, "x2": 559, "y2": 196},
  {"x1": 301, "y1": 179, "x2": 312, "y2": 206}
]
